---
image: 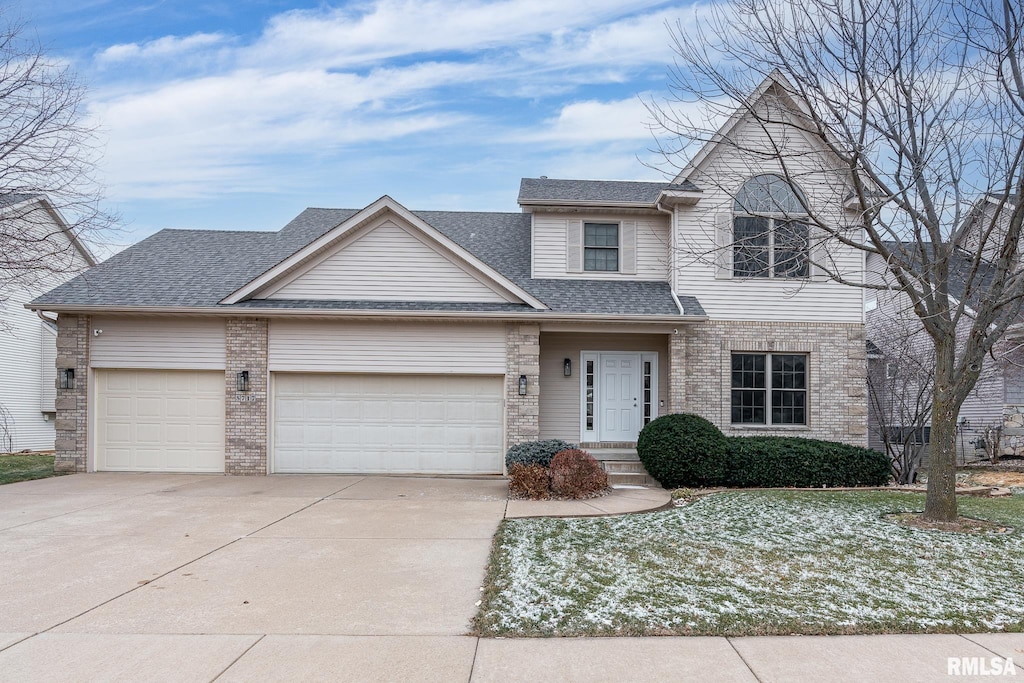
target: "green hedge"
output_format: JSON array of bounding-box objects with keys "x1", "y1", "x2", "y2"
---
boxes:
[
  {"x1": 637, "y1": 413, "x2": 891, "y2": 488},
  {"x1": 505, "y1": 439, "x2": 576, "y2": 469},
  {"x1": 724, "y1": 436, "x2": 890, "y2": 488},
  {"x1": 636, "y1": 414, "x2": 729, "y2": 488}
]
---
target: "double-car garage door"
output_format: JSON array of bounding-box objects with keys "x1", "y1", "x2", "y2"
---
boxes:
[
  {"x1": 273, "y1": 374, "x2": 503, "y2": 474},
  {"x1": 94, "y1": 369, "x2": 503, "y2": 475}
]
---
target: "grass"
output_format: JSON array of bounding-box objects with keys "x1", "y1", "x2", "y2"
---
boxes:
[
  {"x1": 0, "y1": 453, "x2": 62, "y2": 485},
  {"x1": 474, "y1": 490, "x2": 1024, "y2": 637}
]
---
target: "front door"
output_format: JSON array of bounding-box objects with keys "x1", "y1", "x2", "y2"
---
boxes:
[{"x1": 598, "y1": 353, "x2": 640, "y2": 441}]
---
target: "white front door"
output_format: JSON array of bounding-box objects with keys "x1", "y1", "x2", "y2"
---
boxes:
[{"x1": 598, "y1": 353, "x2": 640, "y2": 441}]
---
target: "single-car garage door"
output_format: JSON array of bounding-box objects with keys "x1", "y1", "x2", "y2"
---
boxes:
[
  {"x1": 95, "y1": 369, "x2": 225, "y2": 472},
  {"x1": 273, "y1": 374, "x2": 503, "y2": 474}
]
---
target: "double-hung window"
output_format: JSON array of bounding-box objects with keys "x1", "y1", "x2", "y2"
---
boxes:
[
  {"x1": 584, "y1": 223, "x2": 619, "y2": 272},
  {"x1": 732, "y1": 175, "x2": 810, "y2": 278},
  {"x1": 731, "y1": 353, "x2": 808, "y2": 425}
]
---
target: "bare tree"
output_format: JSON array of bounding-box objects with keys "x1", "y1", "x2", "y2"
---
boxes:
[
  {"x1": 867, "y1": 320, "x2": 935, "y2": 484},
  {"x1": 650, "y1": 0, "x2": 1024, "y2": 521},
  {"x1": 0, "y1": 13, "x2": 112, "y2": 301}
]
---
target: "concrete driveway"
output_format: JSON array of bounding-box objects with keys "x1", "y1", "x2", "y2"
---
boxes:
[{"x1": 0, "y1": 473, "x2": 1020, "y2": 682}]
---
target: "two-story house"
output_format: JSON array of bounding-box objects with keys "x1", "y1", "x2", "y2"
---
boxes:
[
  {"x1": 29, "y1": 74, "x2": 868, "y2": 476},
  {"x1": 0, "y1": 195, "x2": 94, "y2": 453}
]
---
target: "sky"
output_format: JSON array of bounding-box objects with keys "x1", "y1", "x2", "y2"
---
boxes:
[{"x1": 10, "y1": 0, "x2": 701, "y2": 246}]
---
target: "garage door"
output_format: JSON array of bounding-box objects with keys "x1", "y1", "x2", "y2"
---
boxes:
[
  {"x1": 95, "y1": 369, "x2": 225, "y2": 472},
  {"x1": 273, "y1": 374, "x2": 503, "y2": 474}
]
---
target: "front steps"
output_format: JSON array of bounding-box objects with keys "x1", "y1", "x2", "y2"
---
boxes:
[{"x1": 584, "y1": 445, "x2": 660, "y2": 487}]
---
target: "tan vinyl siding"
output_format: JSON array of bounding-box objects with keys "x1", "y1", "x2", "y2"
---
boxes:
[
  {"x1": 90, "y1": 316, "x2": 226, "y2": 370},
  {"x1": 677, "y1": 114, "x2": 864, "y2": 323},
  {"x1": 269, "y1": 320, "x2": 506, "y2": 374},
  {"x1": 532, "y1": 213, "x2": 670, "y2": 280},
  {"x1": 266, "y1": 220, "x2": 513, "y2": 303},
  {"x1": 539, "y1": 332, "x2": 669, "y2": 441}
]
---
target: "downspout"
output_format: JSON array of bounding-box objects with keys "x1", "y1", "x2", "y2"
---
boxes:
[
  {"x1": 34, "y1": 308, "x2": 57, "y2": 325},
  {"x1": 656, "y1": 200, "x2": 684, "y2": 315}
]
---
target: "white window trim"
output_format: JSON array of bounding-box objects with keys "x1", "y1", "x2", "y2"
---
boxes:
[
  {"x1": 583, "y1": 221, "x2": 621, "y2": 273},
  {"x1": 731, "y1": 213, "x2": 811, "y2": 280},
  {"x1": 730, "y1": 352, "x2": 809, "y2": 427}
]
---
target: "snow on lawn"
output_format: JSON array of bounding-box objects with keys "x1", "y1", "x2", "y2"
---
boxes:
[{"x1": 474, "y1": 490, "x2": 1024, "y2": 637}]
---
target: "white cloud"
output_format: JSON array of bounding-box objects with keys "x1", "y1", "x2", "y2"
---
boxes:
[
  {"x1": 517, "y1": 97, "x2": 656, "y2": 144},
  {"x1": 95, "y1": 32, "x2": 227, "y2": 65},
  {"x1": 81, "y1": 1, "x2": 701, "y2": 202}
]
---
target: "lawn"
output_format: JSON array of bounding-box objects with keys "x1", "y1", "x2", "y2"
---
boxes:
[
  {"x1": 474, "y1": 490, "x2": 1024, "y2": 637},
  {"x1": 0, "y1": 453, "x2": 62, "y2": 485}
]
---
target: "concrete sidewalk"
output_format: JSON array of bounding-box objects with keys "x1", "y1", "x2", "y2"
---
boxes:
[{"x1": 0, "y1": 473, "x2": 1019, "y2": 682}]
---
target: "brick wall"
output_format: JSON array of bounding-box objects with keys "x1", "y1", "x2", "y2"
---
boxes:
[
  {"x1": 54, "y1": 314, "x2": 89, "y2": 472},
  {"x1": 668, "y1": 332, "x2": 686, "y2": 413},
  {"x1": 506, "y1": 322, "x2": 540, "y2": 448},
  {"x1": 225, "y1": 318, "x2": 268, "y2": 475},
  {"x1": 680, "y1": 320, "x2": 868, "y2": 445}
]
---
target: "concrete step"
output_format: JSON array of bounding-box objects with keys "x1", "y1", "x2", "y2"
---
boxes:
[
  {"x1": 603, "y1": 460, "x2": 647, "y2": 474},
  {"x1": 587, "y1": 448, "x2": 640, "y2": 462},
  {"x1": 601, "y1": 459, "x2": 660, "y2": 487},
  {"x1": 607, "y1": 472, "x2": 660, "y2": 487}
]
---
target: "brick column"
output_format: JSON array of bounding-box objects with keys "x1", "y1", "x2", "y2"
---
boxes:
[
  {"x1": 668, "y1": 330, "x2": 687, "y2": 414},
  {"x1": 225, "y1": 318, "x2": 268, "y2": 475},
  {"x1": 505, "y1": 322, "x2": 540, "y2": 448},
  {"x1": 844, "y1": 324, "x2": 869, "y2": 445},
  {"x1": 54, "y1": 314, "x2": 89, "y2": 473}
]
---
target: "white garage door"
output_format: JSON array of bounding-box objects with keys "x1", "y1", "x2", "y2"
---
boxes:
[
  {"x1": 273, "y1": 374, "x2": 503, "y2": 474},
  {"x1": 95, "y1": 369, "x2": 225, "y2": 472}
]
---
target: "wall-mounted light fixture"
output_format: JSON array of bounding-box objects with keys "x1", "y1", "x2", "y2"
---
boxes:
[
  {"x1": 58, "y1": 368, "x2": 75, "y2": 390},
  {"x1": 518, "y1": 374, "x2": 528, "y2": 396},
  {"x1": 236, "y1": 370, "x2": 250, "y2": 392},
  {"x1": 563, "y1": 358, "x2": 572, "y2": 377}
]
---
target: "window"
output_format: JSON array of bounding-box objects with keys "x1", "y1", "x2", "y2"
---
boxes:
[
  {"x1": 585, "y1": 359, "x2": 595, "y2": 431},
  {"x1": 731, "y1": 353, "x2": 807, "y2": 425},
  {"x1": 642, "y1": 360, "x2": 653, "y2": 426},
  {"x1": 584, "y1": 223, "x2": 618, "y2": 271},
  {"x1": 732, "y1": 175, "x2": 809, "y2": 278}
]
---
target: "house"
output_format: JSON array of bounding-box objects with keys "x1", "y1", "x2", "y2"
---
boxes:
[
  {"x1": 0, "y1": 194, "x2": 94, "y2": 452},
  {"x1": 29, "y1": 74, "x2": 868, "y2": 476},
  {"x1": 864, "y1": 204, "x2": 1020, "y2": 464}
]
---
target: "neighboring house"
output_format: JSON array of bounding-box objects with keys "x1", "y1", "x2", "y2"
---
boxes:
[
  {"x1": 0, "y1": 194, "x2": 94, "y2": 452},
  {"x1": 864, "y1": 241, "x2": 1004, "y2": 463},
  {"x1": 29, "y1": 74, "x2": 868, "y2": 476}
]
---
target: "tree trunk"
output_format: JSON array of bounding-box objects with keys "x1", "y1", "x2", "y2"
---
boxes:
[{"x1": 924, "y1": 342, "x2": 959, "y2": 522}]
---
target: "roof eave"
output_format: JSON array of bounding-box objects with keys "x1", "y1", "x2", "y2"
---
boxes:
[{"x1": 25, "y1": 302, "x2": 705, "y2": 324}]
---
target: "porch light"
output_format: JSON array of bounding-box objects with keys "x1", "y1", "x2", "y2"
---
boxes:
[
  {"x1": 236, "y1": 371, "x2": 250, "y2": 392},
  {"x1": 518, "y1": 374, "x2": 528, "y2": 396},
  {"x1": 58, "y1": 368, "x2": 75, "y2": 390},
  {"x1": 563, "y1": 358, "x2": 572, "y2": 377}
]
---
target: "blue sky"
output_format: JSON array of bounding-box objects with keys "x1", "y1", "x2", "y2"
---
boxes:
[{"x1": 13, "y1": 1, "x2": 699, "y2": 245}]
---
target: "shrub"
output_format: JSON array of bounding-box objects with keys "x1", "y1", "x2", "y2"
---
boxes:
[
  {"x1": 549, "y1": 449, "x2": 609, "y2": 498},
  {"x1": 636, "y1": 413, "x2": 729, "y2": 488},
  {"x1": 724, "y1": 436, "x2": 891, "y2": 488},
  {"x1": 508, "y1": 463, "x2": 551, "y2": 499},
  {"x1": 505, "y1": 439, "x2": 576, "y2": 469}
]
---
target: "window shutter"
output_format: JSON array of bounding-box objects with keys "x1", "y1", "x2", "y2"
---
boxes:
[
  {"x1": 566, "y1": 219, "x2": 583, "y2": 273},
  {"x1": 714, "y1": 213, "x2": 733, "y2": 279},
  {"x1": 620, "y1": 221, "x2": 637, "y2": 274},
  {"x1": 810, "y1": 225, "x2": 828, "y2": 281}
]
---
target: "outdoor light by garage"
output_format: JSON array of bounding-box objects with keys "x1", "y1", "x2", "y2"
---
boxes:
[
  {"x1": 518, "y1": 374, "x2": 528, "y2": 395},
  {"x1": 563, "y1": 358, "x2": 572, "y2": 377},
  {"x1": 58, "y1": 368, "x2": 75, "y2": 390},
  {"x1": 236, "y1": 370, "x2": 250, "y2": 392}
]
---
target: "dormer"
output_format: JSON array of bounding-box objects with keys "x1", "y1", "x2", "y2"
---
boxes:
[{"x1": 518, "y1": 177, "x2": 700, "y2": 280}]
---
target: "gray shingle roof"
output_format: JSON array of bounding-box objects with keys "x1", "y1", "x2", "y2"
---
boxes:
[
  {"x1": 33, "y1": 198, "x2": 703, "y2": 318},
  {"x1": 518, "y1": 178, "x2": 699, "y2": 205}
]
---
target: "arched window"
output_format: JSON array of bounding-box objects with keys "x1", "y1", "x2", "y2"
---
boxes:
[{"x1": 731, "y1": 174, "x2": 810, "y2": 278}]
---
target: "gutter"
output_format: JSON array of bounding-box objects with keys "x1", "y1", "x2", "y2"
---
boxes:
[{"x1": 25, "y1": 303, "x2": 708, "y2": 325}]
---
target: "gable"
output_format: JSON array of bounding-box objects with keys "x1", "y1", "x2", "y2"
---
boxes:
[{"x1": 261, "y1": 217, "x2": 518, "y2": 303}]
